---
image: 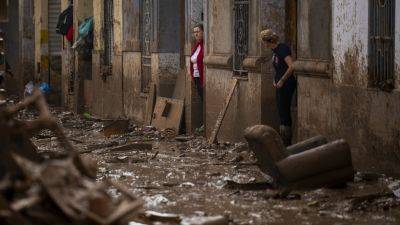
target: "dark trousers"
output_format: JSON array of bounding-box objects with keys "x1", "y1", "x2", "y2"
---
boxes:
[
  {"x1": 194, "y1": 77, "x2": 203, "y2": 101},
  {"x1": 276, "y1": 80, "x2": 296, "y2": 126}
]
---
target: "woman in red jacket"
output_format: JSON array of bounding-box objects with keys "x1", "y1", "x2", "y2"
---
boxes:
[{"x1": 190, "y1": 24, "x2": 204, "y2": 101}]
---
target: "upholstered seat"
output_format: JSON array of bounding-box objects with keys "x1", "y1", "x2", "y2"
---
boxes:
[{"x1": 244, "y1": 125, "x2": 354, "y2": 189}]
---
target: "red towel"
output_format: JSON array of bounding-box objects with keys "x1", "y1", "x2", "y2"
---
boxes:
[{"x1": 66, "y1": 26, "x2": 74, "y2": 42}]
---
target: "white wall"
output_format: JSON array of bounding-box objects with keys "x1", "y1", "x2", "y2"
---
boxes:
[{"x1": 332, "y1": 0, "x2": 369, "y2": 87}]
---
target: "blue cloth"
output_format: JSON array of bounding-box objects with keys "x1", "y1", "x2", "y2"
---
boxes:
[{"x1": 39, "y1": 82, "x2": 51, "y2": 94}]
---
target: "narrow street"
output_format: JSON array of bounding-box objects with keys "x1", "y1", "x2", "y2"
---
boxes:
[
  {"x1": 28, "y1": 107, "x2": 400, "y2": 225},
  {"x1": 1, "y1": 0, "x2": 400, "y2": 224}
]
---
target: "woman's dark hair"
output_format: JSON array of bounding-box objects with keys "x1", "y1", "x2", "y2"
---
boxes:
[{"x1": 193, "y1": 24, "x2": 204, "y2": 31}]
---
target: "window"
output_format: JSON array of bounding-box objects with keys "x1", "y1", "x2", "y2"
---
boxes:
[
  {"x1": 369, "y1": 0, "x2": 395, "y2": 88},
  {"x1": 0, "y1": 0, "x2": 8, "y2": 22},
  {"x1": 103, "y1": 0, "x2": 114, "y2": 66},
  {"x1": 233, "y1": 0, "x2": 249, "y2": 76}
]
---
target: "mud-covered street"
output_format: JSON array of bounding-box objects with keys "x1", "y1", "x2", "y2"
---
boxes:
[{"x1": 27, "y1": 107, "x2": 400, "y2": 225}]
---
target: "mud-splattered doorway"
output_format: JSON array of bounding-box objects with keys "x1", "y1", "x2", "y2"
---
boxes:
[{"x1": 184, "y1": 0, "x2": 204, "y2": 135}]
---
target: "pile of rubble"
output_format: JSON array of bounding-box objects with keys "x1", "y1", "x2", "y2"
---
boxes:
[
  {"x1": 0, "y1": 90, "x2": 231, "y2": 225},
  {"x1": 0, "y1": 90, "x2": 146, "y2": 225}
]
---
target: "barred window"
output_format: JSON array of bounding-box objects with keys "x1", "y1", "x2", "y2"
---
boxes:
[
  {"x1": 233, "y1": 0, "x2": 249, "y2": 76},
  {"x1": 0, "y1": 0, "x2": 8, "y2": 22},
  {"x1": 369, "y1": 0, "x2": 395, "y2": 88},
  {"x1": 103, "y1": 0, "x2": 114, "y2": 66}
]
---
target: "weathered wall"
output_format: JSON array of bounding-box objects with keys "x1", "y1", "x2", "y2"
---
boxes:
[
  {"x1": 153, "y1": 53, "x2": 180, "y2": 98},
  {"x1": 91, "y1": 0, "x2": 183, "y2": 121},
  {"x1": 123, "y1": 52, "x2": 145, "y2": 122},
  {"x1": 19, "y1": 0, "x2": 35, "y2": 94},
  {"x1": 298, "y1": 76, "x2": 400, "y2": 176},
  {"x1": 297, "y1": 0, "x2": 400, "y2": 176},
  {"x1": 0, "y1": 0, "x2": 21, "y2": 93},
  {"x1": 332, "y1": 0, "x2": 369, "y2": 87},
  {"x1": 91, "y1": 0, "x2": 124, "y2": 119},
  {"x1": 121, "y1": 0, "x2": 145, "y2": 122},
  {"x1": 34, "y1": 0, "x2": 49, "y2": 82},
  {"x1": 204, "y1": 0, "x2": 282, "y2": 142}
]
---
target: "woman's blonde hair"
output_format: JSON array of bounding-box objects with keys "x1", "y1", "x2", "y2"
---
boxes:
[{"x1": 260, "y1": 29, "x2": 279, "y2": 44}]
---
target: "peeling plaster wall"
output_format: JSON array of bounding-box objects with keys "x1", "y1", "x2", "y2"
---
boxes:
[
  {"x1": 297, "y1": 0, "x2": 400, "y2": 177},
  {"x1": 332, "y1": 0, "x2": 369, "y2": 87}
]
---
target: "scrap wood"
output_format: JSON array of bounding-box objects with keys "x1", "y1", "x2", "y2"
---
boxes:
[
  {"x1": 208, "y1": 78, "x2": 238, "y2": 145},
  {"x1": 1, "y1": 89, "x2": 94, "y2": 178},
  {"x1": 151, "y1": 97, "x2": 184, "y2": 135},
  {"x1": 101, "y1": 119, "x2": 130, "y2": 137},
  {"x1": 10, "y1": 195, "x2": 43, "y2": 212},
  {"x1": 96, "y1": 142, "x2": 153, "y2": 154},
  {"x1": 0, "y1": 194, "x2": 35, "y2": 225},
  {"x1": 144, "y1": 211, "x2": 181, "y2": 223},
  {"x1": 12, "y1": 154, "x2": 144, "y2": 225},
  {"x1": 109, "y1": 142, "x2": 153, "y2": 152}
]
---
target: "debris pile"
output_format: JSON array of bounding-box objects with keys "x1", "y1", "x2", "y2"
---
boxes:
[
  {"x1": 0, "y1": 90, "x2": 232, "y2": 225},
  {"x1": 0, "y1": 90, "x2": 144, "y2": 225}
]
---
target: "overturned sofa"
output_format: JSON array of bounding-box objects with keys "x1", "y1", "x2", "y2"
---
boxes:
[{"x1": 244, "y1": 125, "x2": 354, "y2": 189}]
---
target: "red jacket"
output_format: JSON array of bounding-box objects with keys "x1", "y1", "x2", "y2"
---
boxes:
[{"x1": 190, "y1": 40, "x2": 204, "y2": 87}]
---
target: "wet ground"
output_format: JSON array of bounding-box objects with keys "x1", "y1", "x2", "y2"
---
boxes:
[{"x1": 27, "y1": 108, "x2": 400, "y2": 225}]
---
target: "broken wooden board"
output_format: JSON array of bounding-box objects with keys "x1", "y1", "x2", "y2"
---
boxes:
[
  {"x1": 101, "y1": 119, "x2": 130, "y2": 137},
  {"x1": 208, "y1": 78, "x2": 239, "y2": 145},
  {"x1": 100, "y1": 142, "x2": 153, "y2": 153},
  {"x1": 145, "y1": 83, "x2": 157, "y2": 125},
  {"x1": 172, "y1": 69, "x2": 186, "y2": 100},
  {"x1": 151, "y1": 97, "x2": 184, "y2": 135}
]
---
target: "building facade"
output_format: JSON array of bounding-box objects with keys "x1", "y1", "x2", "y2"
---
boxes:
[
  {"x1": 56, "y1": 0, "x2": 400, "y2": 177},
  {"x1": 0, "y1": 0, "x2": 35, "y2": 95},
  {"x1": 204, "y1": 0, "x2": 296, "y2": 141},
  {"x1": 296, "y1": 0, "x2": 400, "y2": 175},
  {"x1": 87, "y1": 0, "x2": 183, "y2": 121}
]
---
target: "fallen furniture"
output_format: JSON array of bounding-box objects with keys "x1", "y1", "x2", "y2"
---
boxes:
[{"x1": 244, "y1": 125, "x2": 354, "y2": 189}]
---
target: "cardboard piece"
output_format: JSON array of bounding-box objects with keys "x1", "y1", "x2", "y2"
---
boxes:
[{"x1": 151, "y1": 97, "x2": 184, "y2": 135}]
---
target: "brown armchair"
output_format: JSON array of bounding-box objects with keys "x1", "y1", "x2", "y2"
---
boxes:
[{"x1": 244, "y1": 125, "x2": 354, "y2": 189}]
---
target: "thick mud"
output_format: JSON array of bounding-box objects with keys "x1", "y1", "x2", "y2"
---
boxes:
[{"x1": 29, "y1": 108, "x2": 400, "y2": 225}]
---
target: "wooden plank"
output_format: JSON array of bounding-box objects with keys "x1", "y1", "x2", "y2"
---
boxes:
[
  {"x1": 144, "y1": 83, "x2": 156, "y2": 125},
  {"x1": 208, "y1": 78, "x2": 238, "y2": 145},
  {"x1": 151, "y1": 97, "x2": 184, "y2": 135}
]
